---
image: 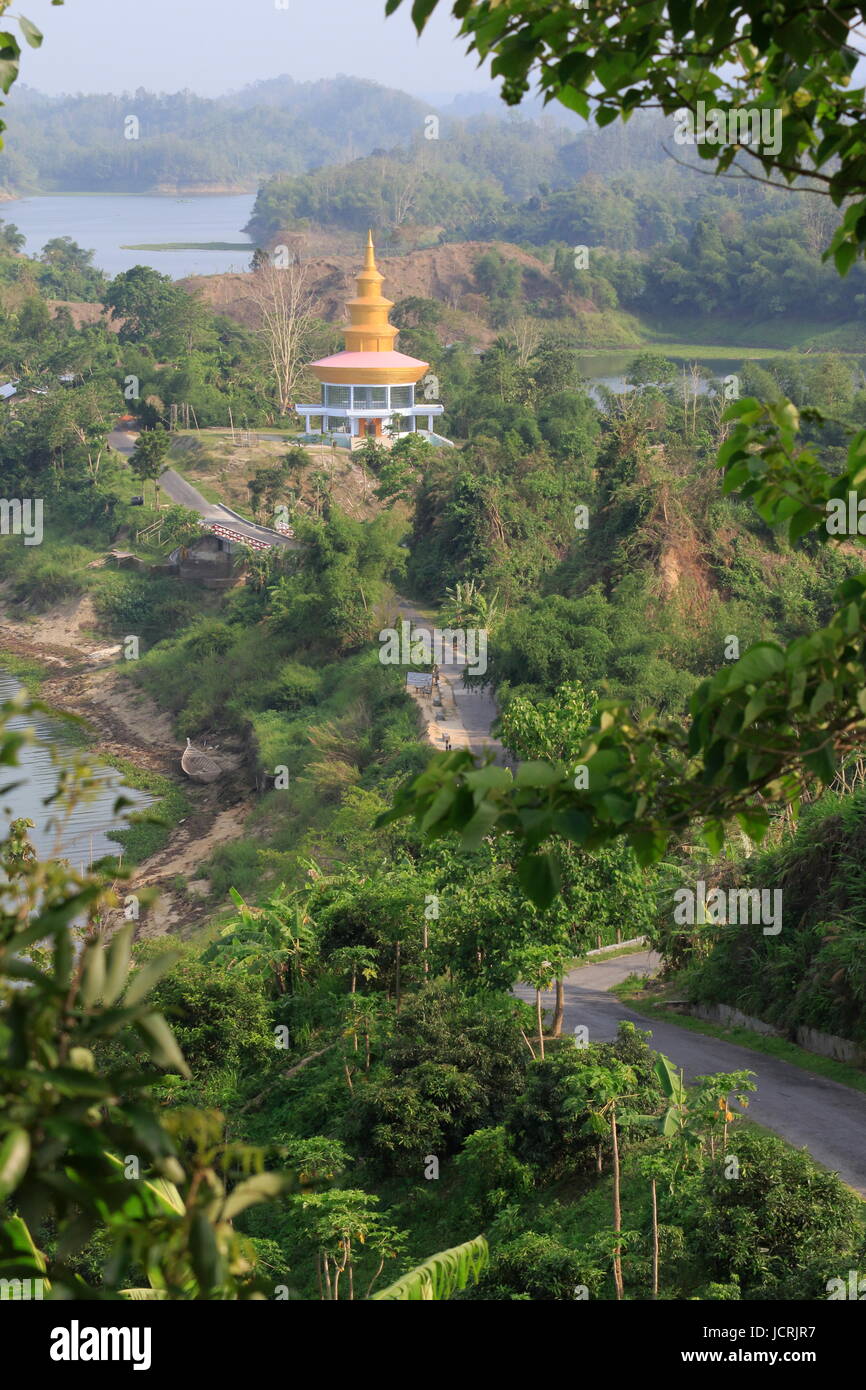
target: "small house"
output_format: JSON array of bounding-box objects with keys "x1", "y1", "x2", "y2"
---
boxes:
[{"x1": 169, "y1": 528, "x2": 259, "y2": 588}]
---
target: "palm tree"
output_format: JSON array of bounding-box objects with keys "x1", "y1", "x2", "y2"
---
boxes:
[
  {"x1": 521, "y1": 953, "x2": 556, "y2": 1059},
  {"x1": 565, "y1": 1061, "x2": 638, "y2": 1300},
  {"x1": 441, "y1": 578, "x2": 501, "y2": 632}
]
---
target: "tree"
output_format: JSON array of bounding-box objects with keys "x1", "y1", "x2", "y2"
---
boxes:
[
  {"x1": 246, "y1": 463, "x2": 289, "y2": 522},
  {"x1": 16, "y1": 297, "x2": 50, "y2": 341},
  {"x1": 37, "y1": 236, "x2": 106, "y2": 301},
  {"x1": 105, "y1": 266, "x2": 181, "y2": 342},
  {"x1": 625, "y1": 352, "x2": 678, "y2": 388},
  {"x1": 518, "y1": 950, "x2": 557, "y2": 1059},
  {"x1": 440, "y1": 578, "x2": 500, "y2": 632},
  {"x1": 160, "y1": 504, "x2": 203, "y2": 552},
  {"x1": 564, "y1": 1060, "x2": 639, "y2": 1300},
  {"x1": 129, "y1": 425, "x2": 170, "y2": 504},
  {"x1": 293, "y1": 1190, "x2": 406, "y2": 1300},
  {"x1": 0, "y1": 218, "x2": 24, "y2": 253},
  {"x1": 205, "y1": 885, "x2": 316, "y2": 997},
  {"x1": 247, "y1": 255, "x2": 315, "y2": 416},
  {"x1": 386, "y1": 0, "x2": 866, "y2": 267}
]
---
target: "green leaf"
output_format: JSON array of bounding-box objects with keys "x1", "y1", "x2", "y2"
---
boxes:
[
  {"x1": 79, "y1": 942, "x2": 106, "y2": 1007},
  {"x1": 514, "y1": 760, "x2": 564, "y2": 788},
  {"x1": 0, "y1": 1128, "x2": 30, "y2": 1201},
  {"x1": 464, "y1": 764, "x2": 512, "y2": 792},
  {"x1": 18, "y1": 17, "x2": 43, "y2": 48},
  {"x1": 459, "y1": 798, "x2": 500, "y2": 851},
  {"x1": 102, "y1": 924, "x2": 134, "y2": 1006},
  {"x1": 517, "y1": 853, "x2": 560, "y2": 908},
  {"x1": 189, "y1": 1209, "x2": 220, "y2": 1293},
  {"x1": 222, "y1": 1172, "x2": 289, "y2": 1220},
  {"x1": 135, "y1": 1013, "x2": 191, "y2": 1078},
  {"x1": 371, "y1": 1235, "x2": 488, "y2": 1300},
  {"x1": 124, "y1": 951, "x2": 181, "y2": 1007},
  {"x1": 0, "y1": 58, "x2": 19, "y2": 95},
  {"x1": 726, "y1": 642, "x2": 786, "y2": 688}
]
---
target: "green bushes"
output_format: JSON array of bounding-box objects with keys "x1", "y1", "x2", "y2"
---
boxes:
[
  {"x1": 343, "y1": 982, "x2": 529, "y2": 1175},
  {"x1": 143, "y1": 948, "x2": 275, "y2": 1077},
  {"x1": 688, "y1": 788, "x2": 866, "y2": 1043},
  {"x1": 467, "y1": 1231, "x2": 603, "y2": 1301},
  {"x1": 0, "y1": 542, "x2": 91, "y2": 609},
  {"x1": 270, "y1": 660, "x2": 323, "y2": 711},
  {"x1": 508, "y1": 1028, "x2": 661, "y2": 1179},
  {"x1": 691, "y1": 1129, "x2": 864, "y2": 1298},
  {"x1": 454, "y1": 1126, "x2": 533, "y2": 1223},
  {"x1": 93, "y1": 573, "x2": 200, "y2": 641}
]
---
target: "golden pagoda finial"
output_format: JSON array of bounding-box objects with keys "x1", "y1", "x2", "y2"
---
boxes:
[{"x1": 341, "y1": 232, "x2": 396, "y2": 354}]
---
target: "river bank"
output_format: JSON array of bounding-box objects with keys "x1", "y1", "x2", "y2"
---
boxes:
[{"x1": 0, "y1": 598, "x2": 254, "y2": 939}]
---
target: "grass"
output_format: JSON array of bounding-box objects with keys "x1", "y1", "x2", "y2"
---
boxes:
[
  {"x1": 0, "y1": 648, "x2": 53, "y2": 692},
  {"x1": 101, "y1": 758, "x2": 191, "y2": 867},
  {"x1": 613, "y1": 973, "x2": 866, "y2": 1097},
  {"x1": 579, "y1": 939, "x2": 650, "y2": 963},
  {"x1": 635, "y1": 312, "x2": 866, "y2": 352}
]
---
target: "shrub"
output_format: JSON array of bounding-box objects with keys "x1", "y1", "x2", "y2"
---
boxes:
[
  {"x1": 467, "y1": 1232, "x2": 604, "y2": 1301},
  {"x1": 692, "y1": 1129, "x2": 864, "y2": 1298},
  {"x1": 454, "y1": 1126, "x2": 533, "y2": 1222}
]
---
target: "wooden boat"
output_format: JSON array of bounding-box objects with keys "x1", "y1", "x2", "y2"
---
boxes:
[{"x1": 181, "y1": 737, "x2": 222, "y2": 783}]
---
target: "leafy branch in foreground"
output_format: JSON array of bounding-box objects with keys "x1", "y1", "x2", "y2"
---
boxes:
[
  {"x1": 386, "y1": 0, "x2": 866, "y2": 267},
  {"x1": 0, "y1": 699, "x2": 292, "y2": 1299},
  {"x1": 0, "y1": 3, "x2": 57, "y2": 147}
]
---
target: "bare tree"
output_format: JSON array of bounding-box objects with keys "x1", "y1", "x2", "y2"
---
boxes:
[
  {"x1": 391, "y1": 155, "x2": 423, "y2": 230},
  {"x1": 508, "y1": 316, "x2": 541, "y2": 370},
  {"x1": 248, "y1": 254, "x2": 316, "y2": 417},
  {"x1": 802, "y1": 192, "x2": 837, "y2": 257}
]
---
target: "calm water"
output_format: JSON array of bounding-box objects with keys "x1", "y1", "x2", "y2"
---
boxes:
[
  {"x1": 0, "y1": 668, "x2": 153, "y2": 867},
  {"x1": 2, "y1": 193, "x2": 257, "y2": 279},
  {"x1": 576, "y1": 350, "x2": 756, "y2": 397}
]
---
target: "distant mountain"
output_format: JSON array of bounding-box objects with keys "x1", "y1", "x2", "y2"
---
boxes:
[
  {"x1": 0, "y1": 75, "x2": 581, "y2": 199},
  {"x1": 0, "y1": 77, "x2": 432, "y2": 196}
]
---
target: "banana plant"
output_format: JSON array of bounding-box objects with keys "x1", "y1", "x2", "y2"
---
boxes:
[{"x1": 371, "y1": 1234, "x2": 489, "y2": 1301}]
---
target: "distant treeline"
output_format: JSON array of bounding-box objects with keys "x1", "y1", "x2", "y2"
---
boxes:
[{"x1": 0, "y1": 76, "x2": 433, "y2": 193}]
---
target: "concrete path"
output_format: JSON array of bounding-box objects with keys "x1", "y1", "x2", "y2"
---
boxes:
[
  {"x1": 108, "y1": 429, "x2": 301, "y2": 550},
  {"x1": 395, "y1": 599, "x2": 506, "y2": 763},
  {"x1": 515, "y1": 950, "x2": 866, "y2": 1194}
]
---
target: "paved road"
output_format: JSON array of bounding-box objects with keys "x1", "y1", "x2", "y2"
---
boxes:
[
  {"x1": 516, "y1": 951, "x2": 866, "y2": 1194},
  {"x1": 108, "y1": 430, "x2": 301, "y2": 550},
  {"x1": 396, "y1": 599, "x2": 506, "y2": 763}
]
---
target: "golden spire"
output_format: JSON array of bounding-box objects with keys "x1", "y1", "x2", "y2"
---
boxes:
[{"x1": 343, "y1": 231, "x2": 398, "y2": 353}]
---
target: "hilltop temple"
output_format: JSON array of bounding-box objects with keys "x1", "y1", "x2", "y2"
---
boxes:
[{"x1": 295, "y1": 232, "x2": 449, "y2": 447}]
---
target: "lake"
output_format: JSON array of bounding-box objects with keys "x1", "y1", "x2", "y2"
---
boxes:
[
  {"x1": 0, "y1": 668, "x2": 153, "y2": 867},
  {"x1": 575, "y1": 350, "x2": 765, "y2": 397},
  {"x1": 2, "y1": 192, "x2": 257, "y2": 280}
]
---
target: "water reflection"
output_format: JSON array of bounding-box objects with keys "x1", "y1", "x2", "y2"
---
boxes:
[{"x1": 0, "y1": 669, "x2": 154, "y2": 867}]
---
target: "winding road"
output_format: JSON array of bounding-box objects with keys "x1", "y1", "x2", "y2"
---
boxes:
[
  {"x1": 112, "y1": 425, "x2": 866, "y2": 1194},
  {"x1": 109, "y1": 429, "x2": 301, "y2": 550},
  {"x1": 516, "y1": 951, "x2": 866, "y2": 1194}
]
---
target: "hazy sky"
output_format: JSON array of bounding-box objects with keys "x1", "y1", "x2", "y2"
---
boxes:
[{"x1": 11, "y1": 0, "x2": 492, "y2": 99}]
